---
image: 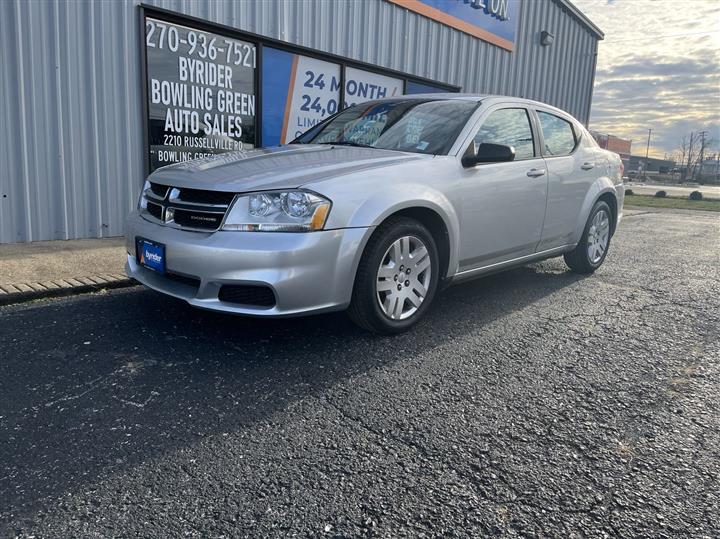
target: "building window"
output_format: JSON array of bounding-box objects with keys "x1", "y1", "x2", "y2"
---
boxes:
[
  {"x1": 261, "y1": 47, "x2": 341, "y2": 146},
  {"x1": 405, "y1": 80, "x2": 449, "y2": 94},
  {"x1": 145, "y1": 17, "x2": 257, "y2": 172},
  {"x1": 344, "y1": 67, "x2": 403, "y2": 108}
]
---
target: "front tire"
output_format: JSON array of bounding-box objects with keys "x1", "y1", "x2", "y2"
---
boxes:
[
  {"x1": 348, "y1": 217, "x2": 439, "y2": 334},
  {"x1": 564, "y1": 200, "x2": 612, "y2": 274}
]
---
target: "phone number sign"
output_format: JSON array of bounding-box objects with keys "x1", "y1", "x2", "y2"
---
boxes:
[{"x1": 145, "y1": 17, "x2": 257, "y2": 171}]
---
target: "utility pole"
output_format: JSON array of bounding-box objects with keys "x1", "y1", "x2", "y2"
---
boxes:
[
  {"x1": 697, "y1": 130, "x2": 707, "y2": 181},
  {"x1": 644, "y1": 128, "x2": 652, "y2": 179},
  {"x1": 685, "y1": 131, "x2": 694, "y2": 182}
]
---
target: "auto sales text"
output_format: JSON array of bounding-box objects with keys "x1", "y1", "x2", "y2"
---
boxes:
[{"x1": 150, "y1": 57, "x2": 255, "y2": 138}]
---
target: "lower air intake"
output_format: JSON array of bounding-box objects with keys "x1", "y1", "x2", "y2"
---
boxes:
[
  {"x1": 164, "y1": 272, "x2": 201, "y2": 290},
  {"x1": 218, "y1": 285, "x2": 276, "y2": 307}
]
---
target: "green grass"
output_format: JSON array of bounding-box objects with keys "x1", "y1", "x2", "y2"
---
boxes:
[{"x1": 624, "y1": 194, "x2": 720, "y2": 212}]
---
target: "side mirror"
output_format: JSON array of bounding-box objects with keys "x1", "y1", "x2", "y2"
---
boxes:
[{"x1": 462, "y1": 143, "x2": 516, "y2": 167}]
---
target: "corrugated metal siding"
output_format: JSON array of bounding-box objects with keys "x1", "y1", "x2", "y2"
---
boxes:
[
  {"x1": 0, "y1": 0, "x2": 145, "y2": 243},
  {"x1": 0, "y1": 0, "x2": 599, "y2": 243}
]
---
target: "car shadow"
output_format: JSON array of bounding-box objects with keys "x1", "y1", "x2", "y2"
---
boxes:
[{"x1": 0, "y1": 259, "x2": 585, "y2": 524}]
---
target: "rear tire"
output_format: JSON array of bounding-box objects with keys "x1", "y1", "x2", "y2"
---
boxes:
[
  {"x1": 564, "y1": 200, "x2": 612, "y2": 274},
  {"x1": 348, "y1": 217, "x2": 439, "y2": 334}
]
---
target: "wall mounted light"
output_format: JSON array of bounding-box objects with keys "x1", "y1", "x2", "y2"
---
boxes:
[{"x1": 540, "y1": 31, "x2": 555, "y2": 46}]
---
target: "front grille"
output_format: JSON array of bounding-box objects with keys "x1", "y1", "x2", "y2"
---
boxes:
[
  {"x1": 218, "y1": 285, "x2": 276, "y2": 307},
  {"x1": 176, "y1": 187, "x2": 236, "y2": 205},
  {"x1": 173, "y1": 209, "x2": 224, "y2": 230},
  {"x1": 147, "y1": 201, "x2": 163, "y2": 220},
  {"x1": 142, "y1": 182, "x2": 236, "y2": 232},
  {"x1": 150, "y1": 183, "x2": 170, "y2": 198}
]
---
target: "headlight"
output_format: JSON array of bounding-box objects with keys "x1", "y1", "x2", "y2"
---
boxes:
[
  {"x1": 222, "y1": 190, "x2": 331, "y2": 232},
  {"x1": 138, "y1": 180, "x2": 151, "y2": 210}
]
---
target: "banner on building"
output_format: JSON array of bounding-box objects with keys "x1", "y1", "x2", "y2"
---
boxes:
[
  {"x1": 388, "y1": 0, "x2": 517, "y2": 51},
  {"x1": 262, "y1": 52, "x2": 405, "y2": 145}
]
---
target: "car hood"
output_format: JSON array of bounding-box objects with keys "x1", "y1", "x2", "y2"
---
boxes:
[{"x1": 149, "y1": 145, "x2": 430, "y2": 192}]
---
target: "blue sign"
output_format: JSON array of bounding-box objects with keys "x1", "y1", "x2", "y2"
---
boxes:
[{"x1": 388, "y1": 0, "x2": 517, "y2": 50}]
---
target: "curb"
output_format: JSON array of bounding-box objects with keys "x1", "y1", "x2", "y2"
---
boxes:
[{"x1": 0, "y1": 274, "x2": 139, "y2": 306}]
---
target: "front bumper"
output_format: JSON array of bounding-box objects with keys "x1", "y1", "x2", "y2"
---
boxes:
[{"x1": 125, "y1": 211, "x2": 370, "y2": 316}]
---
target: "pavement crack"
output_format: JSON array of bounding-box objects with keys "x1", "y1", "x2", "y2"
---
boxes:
[
  {"x1": 112, "y1": 391, "x2": 159, "y2": 409},
  {"x1": 42, "y1": 374, "x2": 111, "y2": 408},
  {"x1": 321, "y1": 395, "x2": 433, "y2": 460}
]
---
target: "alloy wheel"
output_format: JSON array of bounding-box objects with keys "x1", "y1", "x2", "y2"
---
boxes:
[
  {"x1": 587, "y1": 209, "x2": 610, "y2": 264},
  {"x1": 376, "y1": 235, "x2": 432, "y2": 320}
]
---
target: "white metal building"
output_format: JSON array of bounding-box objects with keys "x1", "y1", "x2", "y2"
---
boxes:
[{"x1": 0, "y1": 0, "x2": 603, "y2": 243}]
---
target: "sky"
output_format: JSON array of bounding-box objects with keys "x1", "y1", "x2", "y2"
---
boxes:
[{"x1": 572, "y1": 0, "x2": 720, "y2": 159}]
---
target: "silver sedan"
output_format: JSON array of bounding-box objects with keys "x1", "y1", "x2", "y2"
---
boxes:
[{"x1": 126, "y1": 95, "x2": 624, "y2": 334}]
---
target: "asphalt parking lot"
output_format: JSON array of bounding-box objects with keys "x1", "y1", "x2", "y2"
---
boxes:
[{"x1": 1, "y1": 209, "x2": 718, "y2": 537}]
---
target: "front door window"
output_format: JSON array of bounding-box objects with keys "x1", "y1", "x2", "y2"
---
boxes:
[{"x1": 472, "y1": 108, "x2": 535, "y2": 160}]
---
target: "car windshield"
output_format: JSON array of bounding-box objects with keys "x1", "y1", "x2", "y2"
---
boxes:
[{"x1": 293, "y1": 99, "x2": 478, "y2": 155}]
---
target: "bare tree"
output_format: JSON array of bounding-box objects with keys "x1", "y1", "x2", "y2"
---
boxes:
[
  {"x1": 678, "y1": 136, "x2": 688, "y2": 173},
  {"x1": 678, "y1": 133, "x2": 703, "y2": 182}
]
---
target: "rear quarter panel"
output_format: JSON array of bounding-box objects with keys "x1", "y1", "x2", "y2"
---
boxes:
[{"x1": 569, "y1": 149, "x2": 624, "y2": 244}]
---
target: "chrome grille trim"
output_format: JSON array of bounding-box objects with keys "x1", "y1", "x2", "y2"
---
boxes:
[
  {"x1": 167, "y1": 188, "x2": 229, "y2": 209},
  {"x1": 144, "y1": 191, "x2": 166, "y2": 204},
  {"x1": 140, "y1": 182, "x2": 235, "y2": 232}
]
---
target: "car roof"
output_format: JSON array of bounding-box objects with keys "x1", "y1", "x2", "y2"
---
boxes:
[
  {"x1": 390, "y1": 93, "x2": 487, "y2": 101},
  {"x1": 376, "y1": 93, "x2": 578, "y2": 121}
]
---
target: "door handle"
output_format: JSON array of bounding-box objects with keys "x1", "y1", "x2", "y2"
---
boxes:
[
  {"x1": 526, "y1": 168, "x2": 546, "y2": 177},
  {"x1": 581, "y1": 162, "x2": 595, "y2": 170}
]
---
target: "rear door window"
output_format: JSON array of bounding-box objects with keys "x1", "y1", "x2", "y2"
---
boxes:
[{"x1": 537, "y1": 111, "x2": 577, "y2": 156}]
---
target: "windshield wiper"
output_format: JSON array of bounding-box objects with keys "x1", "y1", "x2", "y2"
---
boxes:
[{"x1": 317, "y1": 141, "x2": 373, "y2": 148}]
